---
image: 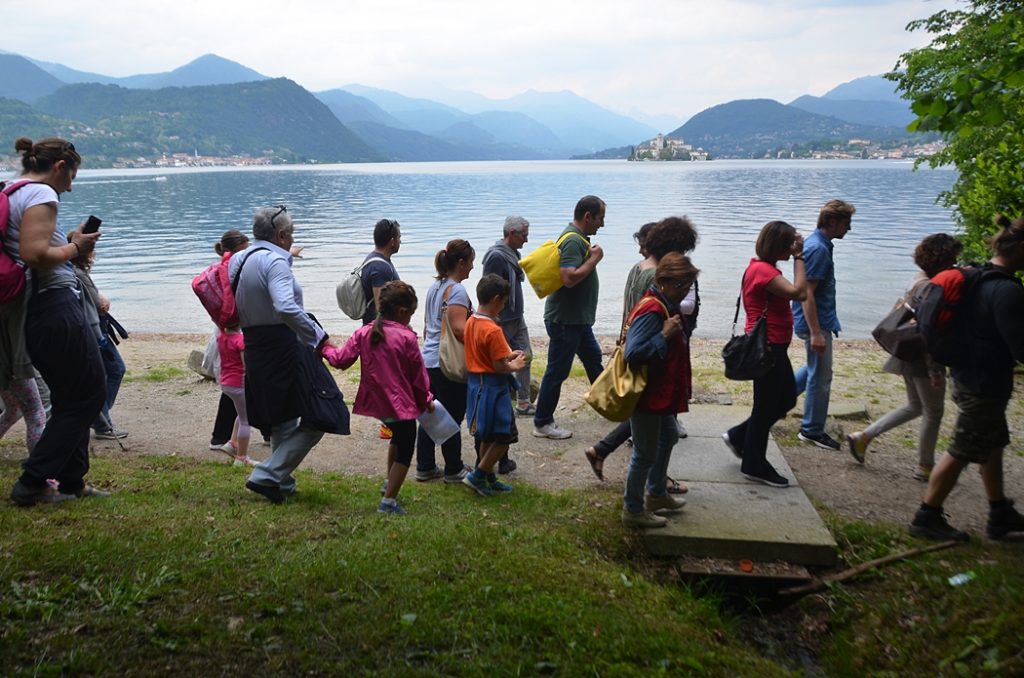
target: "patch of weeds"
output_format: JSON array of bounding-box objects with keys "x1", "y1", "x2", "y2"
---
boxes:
[
  {"x1": 125, "y1": 365, "x2": 186, "y2": 383},
  {"x1": 175, "y1": 389, "x2": 192, "y2": 396}
]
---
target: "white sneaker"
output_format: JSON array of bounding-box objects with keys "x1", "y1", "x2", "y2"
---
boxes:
[{"x1": 532, "y1": 422, "x2": 572, "y2": 439}]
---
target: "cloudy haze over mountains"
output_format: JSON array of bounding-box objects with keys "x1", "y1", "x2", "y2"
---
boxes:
[{"x1": 3, "y1": 0, "x2": 955, "y2": 122}]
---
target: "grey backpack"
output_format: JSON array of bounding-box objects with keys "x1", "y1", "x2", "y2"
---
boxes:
[{"x1": 336, "y1": 256, "x2": 386, "y2": 319}]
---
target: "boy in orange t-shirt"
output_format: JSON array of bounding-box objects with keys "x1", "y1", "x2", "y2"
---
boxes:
[{"x1": 463, "y1": 274, "x2": 527, "y2": 496}]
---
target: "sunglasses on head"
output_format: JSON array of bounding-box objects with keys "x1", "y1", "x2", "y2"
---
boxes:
[{"x1": 270, "y1": 205, "x2": 287, "y2": 230}]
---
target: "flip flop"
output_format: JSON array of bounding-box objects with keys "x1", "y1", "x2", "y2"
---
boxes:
[
  {"x1": 584, "y1": 447, "x2": 604, "y2": 481},
  {"x1": 667, "y1": 476, "x2": 688, "y2": 494}
]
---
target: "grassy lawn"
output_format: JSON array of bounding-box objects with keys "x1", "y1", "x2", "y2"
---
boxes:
[{"x1": 2, "y1": 454, "x2": 1022, "y2": 676}]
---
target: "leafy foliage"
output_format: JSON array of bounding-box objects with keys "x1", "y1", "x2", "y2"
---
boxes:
[{"x1": 889, "y1": 0, "x2": 1024, "y2": 260}]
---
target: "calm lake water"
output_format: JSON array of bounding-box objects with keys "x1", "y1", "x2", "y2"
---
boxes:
[{"x1": 5, "y1": 159, "x2": 956, "y2": 339}]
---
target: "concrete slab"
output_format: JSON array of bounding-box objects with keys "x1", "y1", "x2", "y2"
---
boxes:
[{"x1": 642, "y1": 405, "x2": 838, "y2": 567}]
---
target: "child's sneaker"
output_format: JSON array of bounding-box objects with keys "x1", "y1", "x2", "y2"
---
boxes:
[
  {"x1": 218, "y1": 442, "x2": 237, "y2": 459},
  {"x1": 486, "y1": 474, "x2": 513, "y2": 493},
  {"x1": 913, "y1": 465, "x2": 932, "y2": 482},
  {"x1": 377, "y1": 498, "x2": 407, "y2": 516},
  {"x1": 233, "y1": 455, "x2": 258, "y2": 467},
  {"x1": 462, "y1": 470, "x2": 492, "y2": 497}
]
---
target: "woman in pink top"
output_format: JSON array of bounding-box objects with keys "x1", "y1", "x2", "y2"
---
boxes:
[
  {"x1": 217, "y1": 325, "x2": 256, "y2": 466},
  {"x1": 322, "y1": 281, "x2": 434, "y2": 516},
  {"x1": 723, "y1": 221, "x2": 807, "y2": 488}
]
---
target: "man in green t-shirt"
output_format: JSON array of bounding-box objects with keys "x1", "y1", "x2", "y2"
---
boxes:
[{"x1": 533, "y1": 195, "x2": 606, "y2": 439}]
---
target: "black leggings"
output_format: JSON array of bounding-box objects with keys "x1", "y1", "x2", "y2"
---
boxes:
[
  {"x1": 416, "y1": 367, "x2": 467, "y2": 474},
  {"x1": 727, "y1": 344, "x2": 796, "y2": 474},
  {"x1": 389, "y1": 420, "x2": 416, "y2": 467}
]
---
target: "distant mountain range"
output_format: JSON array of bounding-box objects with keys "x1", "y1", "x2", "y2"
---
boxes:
[{"x1": 0, "y1": 51, "x2": 925, "y2": 164}]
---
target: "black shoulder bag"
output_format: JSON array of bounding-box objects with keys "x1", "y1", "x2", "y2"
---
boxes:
[{"x1": 721, "y1": 271, "x2": 775, "y2": 380}]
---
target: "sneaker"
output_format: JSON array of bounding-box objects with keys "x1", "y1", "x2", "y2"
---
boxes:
[
  {"x1": 75, "y1": 484, "x2": 111, "y2": 498},
  {"x1": 377, "y1": 498, "x2": 407, "y2": 516},
  {"x1": 245, "y1": 480, "x2": 286, "y2": 505},
  {"x1": 515, "y1": 403, "x2": 536, "y2": 417},
  {"x1": 444, "y1": 464, "x2": 472, "y2": 484},
  {"x1": 209, "y1": 440, "x2": 228, "y2": 450},
  {"x1": 721, "y1": 432, "x2": 742, "y2": 460},
  {"x1": 621, "y1": 509, "x2": 668, "y2": 529},
  {"x1": 379, "y1": 423, "x2": 393, "y2": 440},
  {"x1": 533, "y1": 422, "x2": 572, "y2": 440},
  {"x1": 987, "y1": 500, "x2": 1024, "y2": 540},
  {"x1": 94, "y1": 428, "x2": 128, "y2": 440},
  {"x1": 676, "y1": 420, "x2": 688, "y2": 439},
  {"x1": 909, "y1": 507, "x2": 969, "y2": 542},
  {"x1": 218, "y1": 442, "x2": 237, "y2": 459},
  {"x1": 497, "y1": 457, "x2": 517, "y2": 475},
  {"x1": 233, "y1": 455, "x2": 258, "y2": 467},
  {"x1": 486, "y1": 474, "x2": 514, "y2": 493},
  {"x1": 913, "y1": 465, "x2": 932, "y2": 482},
  {"x1": 414, "y1": 466, "x2": 444, "y2": 482},
  {"x1": 798, "y1": 430, "x2": 841, "y2": 451},
  {"x1": 11, "y1": 480, "x2": 75, "y2": 506},
  {"x1": 846, "y1": 433, "x2": 868, "y2": 464},
  {"x1": 462, "y1": 470, "x2": 493, "y2": 497},
  {"x1": 742, "y1": 466, "x2": 790, "y2": 488},
  {"x1": 645, "y1": 493, "x2": 686, "y2": 514}
]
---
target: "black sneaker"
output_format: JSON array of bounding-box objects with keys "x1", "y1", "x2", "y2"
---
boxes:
[
  {"x1": 245, "y1": 480, "x2": 285, "y2": 504},
  {"x1": 798, "y1": 430, "x2": 841, "y2": 451},
  {"x1": 497, "y1": 457, "x2": 517, "y2": 475},
  {"x1": 741, "y1": 465, "x2": 789, "y2": 488},
  {"x1": 909, "y1": 507, "x2": 969, "y2": 542},
  {"x1": 987, "y1": 499, "x2": 1024, "y2": 540}
]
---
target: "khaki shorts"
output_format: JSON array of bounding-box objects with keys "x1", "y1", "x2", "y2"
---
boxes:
[{"x1": 948, "y1": 382, "x2": 1010, "y2": 464}]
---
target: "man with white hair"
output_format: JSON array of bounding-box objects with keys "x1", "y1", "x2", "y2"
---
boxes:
[
  {"x1": 230, "y1": 206, "x2": 328, "y2": 503},
  {"x1": 482, "y1": 216, "x2": 533, "y2": 473}
]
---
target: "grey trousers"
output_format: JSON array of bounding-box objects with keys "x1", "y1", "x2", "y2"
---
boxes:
[
  {"x1": 500, "y1": 316, "x2": 532, "y2": 402},
  {"x1": 247, "y1": 418, "x2": 324, "y2": 492},
  {"x1": 864, "y1": 374, "x2": 944, "y2": 468}
]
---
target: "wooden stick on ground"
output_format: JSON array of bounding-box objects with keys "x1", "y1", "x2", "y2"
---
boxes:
[{"x1": 778, "y1": 539, "x2": 962, "y2": 597}]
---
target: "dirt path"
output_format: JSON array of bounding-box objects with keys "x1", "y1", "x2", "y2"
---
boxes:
[{"x1": 6, "y1": 334, "x2": 1021, "y2": 537}]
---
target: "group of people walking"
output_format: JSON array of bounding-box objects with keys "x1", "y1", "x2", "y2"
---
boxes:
[{"x1": 3, "y1": 136, "x2": 1023, "y2": 543}]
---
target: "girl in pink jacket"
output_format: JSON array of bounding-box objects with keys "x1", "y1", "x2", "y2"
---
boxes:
[{"x1": 322, "y1": 281, "x2": 433, "y2": 516}]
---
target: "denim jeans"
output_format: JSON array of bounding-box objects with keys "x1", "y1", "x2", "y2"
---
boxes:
[
  {"x1": 623, "y1": 411, "x2": 676, "y2": 514},
  {"x1": 794, "y1": 330, "x2": 833, "y2": 436},
  {"x1": 93, "y1": 338, "x2": 126, "y2": 432},
  {"x1": 533, "y1": 321, "x2": 603, "y2": 428},
  {"x1": 248, "y1": 417, "x2": 324, "y2": 492},
  {"x1": 499, "y1": 316, "x2": 532, "y2": 403}
]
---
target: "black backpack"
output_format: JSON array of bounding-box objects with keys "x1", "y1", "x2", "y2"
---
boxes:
[{"x1": 915, "y1": 265, "x2": 1013, "y2": 368}]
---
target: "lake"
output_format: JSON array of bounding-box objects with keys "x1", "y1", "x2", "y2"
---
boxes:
[{"x1": 5, "y1": 159, "x2": 956, "y2": 339}]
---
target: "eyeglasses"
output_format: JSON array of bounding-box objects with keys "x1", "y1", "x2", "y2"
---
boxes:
[{"x1": 270, "y1": 205, "x2": 287, "y2": 231}]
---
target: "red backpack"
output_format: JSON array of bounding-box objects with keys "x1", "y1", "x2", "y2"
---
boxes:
[
  {"x1": 0, "y1": 180, "x2": 38, "y2": 304},
  {"x1": 191, "y1": 252, "x2": 238, "y2": 329}
]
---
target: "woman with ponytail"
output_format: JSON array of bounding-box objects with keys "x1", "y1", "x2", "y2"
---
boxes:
[
  {"x1": 322, "y1": 281, "x2": 433, "y2": 515},
  {"x1": 5, "y1": 137, "x2": 109, "y2": 505},
  {"x1": 414, "y1": 239, "x2": 475, "y2": 483}
]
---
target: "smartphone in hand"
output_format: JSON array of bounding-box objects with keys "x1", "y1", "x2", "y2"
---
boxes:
[{"x1": 82, "y1": 216, "x2": 102, "y2": 234}]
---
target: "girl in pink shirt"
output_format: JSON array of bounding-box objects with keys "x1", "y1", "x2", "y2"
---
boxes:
[
  {"x1": 321, "y1": 281, "x2": 433, "y2": 516},
  {"x1": 216, "y1": 326, "x2": 256, "y2": 466}
]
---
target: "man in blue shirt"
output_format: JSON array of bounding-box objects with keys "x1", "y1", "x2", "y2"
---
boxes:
[
  {"x1": 360, "y1": 219, "x2": 401, "y2": 325},
  {"x1": 231, "y1": 206, "x2": 328, "y2": 503},
  {"x1": 792, "y1": 199, "x2": 855, "y2": 450}
]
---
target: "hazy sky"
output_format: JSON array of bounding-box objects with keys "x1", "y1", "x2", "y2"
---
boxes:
[{"x1": 7, "y1": 0, "x2": 955, "y2": 122}]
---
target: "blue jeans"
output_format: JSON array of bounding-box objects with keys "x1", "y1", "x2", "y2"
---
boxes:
[
  {"x1": 248, "y1": 417, "x2": 324, "y2": 492},
  {"x1": 533, "y1": 321, "x2": 603, "y2": 428},
  {"x1": 624, "y1": 411, "x2": 676, "y2": 514},
  {"x1": 93, "y1": 338, "x2": 126, "y2": 432},
  {"x1": 794, "y1": 330, "x2": 834, "y2": 436}
]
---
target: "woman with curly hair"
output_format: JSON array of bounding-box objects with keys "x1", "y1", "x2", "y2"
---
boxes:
[{"x1": 847, "y1": 233, "x2": 962, "y2": 481}]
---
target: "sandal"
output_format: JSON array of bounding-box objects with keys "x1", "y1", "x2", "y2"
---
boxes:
[
  {"x1": 584, "y1": 447, "x2": 604, "y2": 481},
  {"x1": 667, "y1": 476, "x2": 688, "y2": 494}
]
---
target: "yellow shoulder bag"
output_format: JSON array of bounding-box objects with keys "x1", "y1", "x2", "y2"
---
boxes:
[{"x1": 519, "y1": 231, "x2": 588, "y2": 299}]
